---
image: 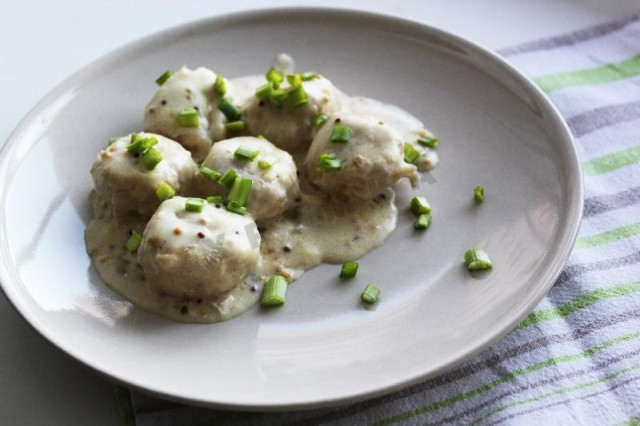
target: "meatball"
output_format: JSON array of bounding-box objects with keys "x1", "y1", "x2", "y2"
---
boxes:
[
  {"x1": 90, "y1": 133, "x2": 198, "y2": 221},
  {"x1": 304, "y1": 114, "x2": 418, "y2": 200},
  {"x1": 243, "y1": 76, "x2": 341, "y2": 151},
  {"x1": 138, "y1": 196, "x2": 261, "y2": 298},
  {"x1": 200, "y1": 137, "x2": 299, "y2": 220},
  {"x1": 144, "y1": 67, "x2": 243, "y2": 161}
]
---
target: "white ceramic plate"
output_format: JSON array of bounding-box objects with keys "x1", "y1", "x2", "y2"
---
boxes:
[{"x1": 0, "y1": 9, "x2": 582, "y2": 410}]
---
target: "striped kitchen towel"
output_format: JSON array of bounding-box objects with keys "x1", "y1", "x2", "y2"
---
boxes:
[{"x1": 117, "y1": 13, "x2": 640, "y2": 426}]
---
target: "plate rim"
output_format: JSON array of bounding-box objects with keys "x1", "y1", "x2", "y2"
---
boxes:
[{"x1": 0, "y1": 6, "x2": 583, "y2": 411}]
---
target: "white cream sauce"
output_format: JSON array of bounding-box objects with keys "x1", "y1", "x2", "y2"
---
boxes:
[{"x1": 86, "y1": 63, "x2": 437, "y2": 323}]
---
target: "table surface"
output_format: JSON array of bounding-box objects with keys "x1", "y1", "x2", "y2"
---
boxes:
[{"x1": 1, "y1": 1, "x2": 638, "y2": 424}]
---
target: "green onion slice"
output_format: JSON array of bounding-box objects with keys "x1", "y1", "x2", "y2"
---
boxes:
[
  {"x1": 287, "y1": 85, "x2": 308, "y2": 108},
  {"x1": 415, "y1": 214, "x2": 432, "y2": 230},
  {"x1": 330, "y1": 124, "x2": 352, "y2": 143},
  {"x1": 125, "y1": 230, "x2": 142, "y2": 253},
  {"x1": 155, "y1": 70, "x2": 173, "y2": 86},
  {"x1": 178, "y1": 108, "x2": 200, "y2": 127},
  {"x1": 361, "y1": 284, "x2": 381, "y2": 304},
  {"x1": 317, "y1": 153, "x2": 341, "y2": 172},
  {"x1": 199, "y1": 166, "x2": 221, "y2": 182},
  {"x1": 255, "y1": 82, "x2": 273, "y2": 100},
  {"x1": 314, "y1": 114, "x2": 329, "y2": 130},
  {"x1": 265, "y1": 67, "x2": 283, "y2": 87},
  {"x1": 261, "y1": 275, "x2": 287, "y2": 306},
  {"x1": 206, "y1": 195, "x2": 224, "y2": 204},
  {"x1": 225, "y1": 120, "x2": 246, "y2": 132},
  {"x1": 227, "y1": 178, "x2": 253, "y2": 207},
  {"x1": 340, "y1": 261, "x2": 359, "y2": 279},
  {"x1": 218, "y1": 97, "x2": 242, "y2": 121},
  {"x1": 107, "y1": 137, "x2": 118, "y2": 146},
  {"x1": 474, "y1": 186, "x2": 485, "y2": 203},
  {"x1": 155, "y1": 182, "x2": 176, "y2": 201},
  {"x1": 417, "y1": 135, "x2": 439, "y2": 148},
  {"x1": 225, "y1": 200, "x2": 247, "y2": 216},
  {"x1": 185, "y1": 197, "x2": 205, "y2": 213},
  {"x1": 286, "y1": 73, "x2": 302, "y2": 88},
  {"x1": 258, "y1": 156, "x2": 277, "y2": 170},
  {"x1": 214, "y1": 75, "x2": 226, "y2": 96},
  {"x1": 464, "y1": 248, "x2": 493, "y2": 271},
  {"x1": 301, "y1": 71, "x2": 318, "y2": 81},
  {"x1": 141, "y1": 147, "x2": 163, "y2": 170},
  {"x1": 404, "y1": 143, "x2": 419, "y2": 164},
  {"x1": 218, "y1": 169, "x2": 238, "y2": 187},
  {"x1": 234, "y1": 146, "x2": 259, "y2": 161},
  {"x1": 410, "y1": 196, "x2": 431, "y2": 216},
  {"x1": 127, "y1": 134, "x2": 158, "y2": 155}
]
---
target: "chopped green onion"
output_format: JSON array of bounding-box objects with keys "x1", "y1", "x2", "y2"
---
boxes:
[
  {"x1": 218, "y1": 97, "x2": 241, "y2": 121},
  {"x1": 464, "y1": 248, "x2": 493, "y2": 271},
  {"x1": 155, "y1": 182, "x2": 175, "y2": 201},
  {"x1": 218, "y1": 169, "x2": 238, "y2": 187},
  {"x1": 330, "y1": 124, "x2": 352, "y2": 143},
  {"x1": 214, "y1": 75, "x2": 226, "y2": 96},
  {"x1": 257, "y1": 134, "x2": 267, "y2": 140},
  {"x1": 127, "y1": 134, "x2": 158, "y2": 155},
  {"x1": 271, "y1": 88, "x2": 288, "y2": 101},
  {"x1": 107, "y1": 137, "x2": 118, "y2": 146},
  {"x1": 314, "y1": 113, "x2": 329, "y2": 130},
  {"x1": 258, "y1": 156, "x2": 277, "y2": 170},
  {"x1": 415, "y1": 214, "x2": 432, "y2": 230},
  {"x1": 155, "y1": 70, "x2": 173, "y2": 86},
  {"x1": 227, "y1": 178, "x2": 253, "y2": 206},
  {"x1": 225, "y1": 200, "x2": 247, "y2": 216},
  {"x1": 317, "y1": 153, "x2": 341, "y2": 172},
  {"x1": 206, "y1": 195, "x2": 224, "y2": 204},
  {"x1": 417, "y1": 135, "x2": 439, "y2": 148},
  {"x1": 125, "y1": 230, "x2": 142, "y2": 253},
  {"x1": 199, "y1": 166, "x2": 221, "y2": 182},
  {"x1": 185, "y1": 197, "x2": 205, "y2": 213},
  {"x1": 404, "y1": 143, "x2": 419, "y2": 164},
  {"x1": 255, "y1": 82, "x2": 273, "y2": 100},
  {"x1": 287, "y1": 85, "x2": 308, "y2": 107},
  {"x1": 141, "y1": 147, "x2": 163, "y2": 170},
  {"x1": 474, "y1": 186, "x2": 485, "y2": 203},
  {"x1": 286, "y1": 73, "x2": 302, "y2": 88},
  {"x1": 265, "y1": 67, "x2": 283, "y2": 88},
  {"x1": 260, "y1": 275, "x2": 287, "y2": 306},
  {"x1": 225, "y1": 120, "x2": 246, "y2": 132},
  {"x1": 361, "y1": 284, "x2": 381, "y2": 304},
  {"x1": 301, "y1": 71, "x2": 318, "y2": 81},
  {"x1": 340, "y1": 261, "x2": 359, "y2": 279},
  {"x1": 178, "y1": 108, "x2": 200, "y2": 127},
  {"x1": 410, "y1": 196, "x2": 431, "y2": 216},
  {"x1": 233, "y1": 146, "x2": 259, "y2": 161}
]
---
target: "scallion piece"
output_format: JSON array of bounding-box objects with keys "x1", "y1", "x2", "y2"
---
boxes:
[
  {"x1": 255, "y1": 82, "x2": 273, "y2": 100},
  {"x1": 361, "y1": 284, "x2": 381, "y2": 304},
  {"x1": 127, "y1": 134, "x2": 158, "y2": 155},
  {"x1": 260, "y1": 275, "x2": 287, "y2": 306},
  {"x1": 178, "y1": 108, "x2": 200, "y2": 127},
  {"x1": 287, "y1": 85, "x2": 308, "y2": 108},
  {"x1": 107, "y1": 137, "x2": 118, "y2": 146},
  {"x1": 206, "y1": 195, "x2": 224, "y2": 204},
  {"x1": 185, "y1": 197, "x2": 205, "y2": 213},
  {"x1": 464, "y1": 248, "x2": 493, "y2": 271},
  {"x1": 234, "y1": 146, "x2": 259, "y2": 161},
  {"x1": 155, "y1": 70, "x2": 173, "y2": 86},
  {"x1": 474, "y1": 186, "x2": 484, "y2": 203},
  {"x1": 286, "y1": 73, "x2": 302, "y2": 88},
  {"x1": 257, "y1": 134, "x2": 267, "y2": 140},
  {"x1": 265, "y1": 67, "x2": 283, "y2": 88},
  {"x1": 155, "y1": 182, "x2": 175, "y2": 201},
  {"x1": 199, "y1": 166, "x2": 221, "y2": 182},
  {"x1": 214, "y1": 75, "x2": 226, "y2": 96},
  {"x1": 125, "y1": 230, "x2": 142, "y2": 254},
  {"x1": 404, "y1": 143, "x2": 419, "y2": 164},
  {"x1": 228, "y1": 178, "x2": 253, "y2": 206},
  {"x1": 301, "y1": 71, "x2": 318, "y2": 81},
  {"x1": 225, "y1": 120, "x2": 246, "y2": 132},
  {"x1": 330, "y1": 124, "x2": 352, "y2": 143},
  {"x1": 218, "y1": 97, "x2": 241, "y2": 121},
  {"x1": 417, "y1": 135, "x2": 439, "y2": 148},
  {"x1": 218, "y1": 169, "x2": 238, "y2": 187},
  {"x1": 415, "y1": 214, "x2": 432, "y2": 230},
  {"x1": 258, "y1": 156, "x2": 277, "y2": 170},
  {"x1": 410, "y1": 196, "x2": 431, "y2": 216},
  {"x1": 317, "y1": 153, "x2": 341, "y2": 172},
  {"x1": 225, "y1": 200, "x2": 247, "y2": 216},
  {"x1": 314, "y1": 113, "x2": 329, "y2": 130},
  {"x1": 340, "y1": 261, "x2": 358, "y2": 279},
  {"x1": 141, "y1": 147, "x2": 163, "y2": 170}
]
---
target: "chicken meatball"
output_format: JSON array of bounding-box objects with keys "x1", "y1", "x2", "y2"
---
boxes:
[
  {"x1": 90, "y1": 133, "x2": 198, "y2": 221},
  {"x1": 200, "y1": 137, "x2": 299, "y2": 220},
  {"x1": 243, "y1": 75, "x2": 341, "y2": 151},
  {"x1": 138, "y1": 196, "x2": 261, "y2": 298},
  {"x1": 304, "y1": 114, "x2": 418, "y2": 200},
  {"x1": 144, "y1": 67, "x2": 243, "y2": 161}
]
